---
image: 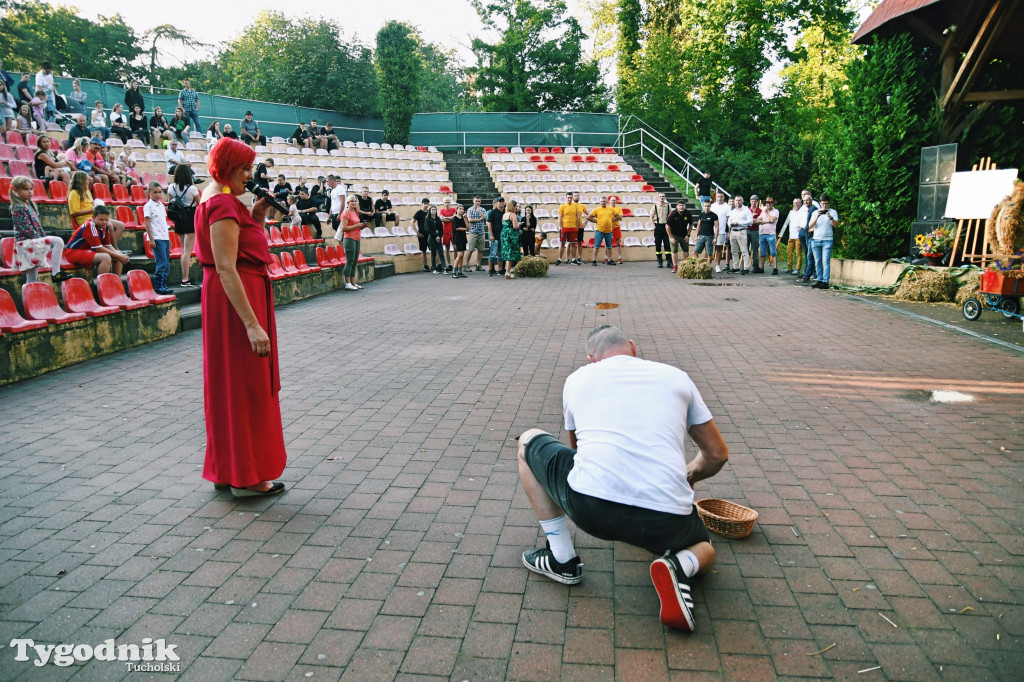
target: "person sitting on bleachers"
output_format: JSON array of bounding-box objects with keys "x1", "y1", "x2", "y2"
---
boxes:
[
  {"x1": 109, "y1": 103, "x2": 131, "y2": 144},
  {"x1": 322, "y1": 122, "x2": 339, "y2": 151},
  {"x1": 15, "y1": 73, "x2": 33, "y2": 109},
  {"x1": 110, "y1": 147, "x2": 136, "y2": 187},
  {"x1": 28, "y1": 90, "x2": 48, "y2": 129},
  {"x1": 295, "y1": 187, "x2": 323, "y2": 239},
  {"x1": 309, "y1": 176, "x2": 330, "y2": 212},
  {"x1": 374, "y1": 190, "x2": 397, "y2": 227},
  {"x1": 8, "y1": 175, "x2": 71, "y2": 283},
  {"x1": 15, "y1": 104, "x2": 37, "y2": 132},
  {"x1": 64, "y1": 203, "x2": 129, "y2": 275},
  {"x1": 206, "y1": 120, "x2": 223, "y2": 151},
  {"x1": 88, "y1": 100, "x2": 110, "y2": 140},
  {"x1": 66, "y1": 79, "x2": 88, "y2": 115},
  {"x1": 239, "y1": 111, "x2": 266, "y2": 147},
  {"x1": 168, "y1": 106, "x2": 190, "y2": 143},
  {"x1": 87, "y1": 138, "x2": 118, "y2": 187},
  {"x1": 290, "y1": 121, "x2": 311, "y2": 149},
  {"x1": 65, "y1": 138, "x2": 96, "y2": 184},
  {"x1": 272, "y1": 174, "x2": 292, "y2": 204},
  {"x1": 68, "y1": 114, "x2": 91, "y2": 147},
  {"x1": 164, "y1": 139, "x2": 192, "y2": 179},
  {"x1": 34, "y1": 135, "x2": 72, "y2": 184},
  {"x1": 222, "y1": 123, "x2": 238, "y2": 139},
  {"x1": 149, "y1": 106, "x2": 174, "y2": 148}
]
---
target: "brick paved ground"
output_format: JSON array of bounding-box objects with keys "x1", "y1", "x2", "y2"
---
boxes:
[{"x1": 1, "y1": 264, "x2": 1022, "y2": 681}]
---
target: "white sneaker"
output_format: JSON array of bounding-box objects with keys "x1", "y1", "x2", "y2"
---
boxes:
[
  {"x1": 345, "y1": 283, "x2": 358, "y2": 290},
  {"x1": 354, "y1": 283, "x2": 363, "y2": 289},
  {"x1": 715, "y1": 265, "x2": 721, "y2": 273}
]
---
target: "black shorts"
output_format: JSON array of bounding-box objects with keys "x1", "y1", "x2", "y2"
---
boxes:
[
  {"x1": 417, "y1": 233, "x2": 429, "y2": 252},
  {"x1": 454, "y1": 231, "x2": 467, "y2": 251},
  {"x1": 524, "y1": 433, "x2": 710, "y2": 555}
]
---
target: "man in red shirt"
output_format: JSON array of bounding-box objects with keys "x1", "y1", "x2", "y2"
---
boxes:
[
  {"x1": 438, "y1": 197, "x2": 457, "y2": 273},
  {"x1": 63, "y1": 205, "x2": 130, "y2": 273}
]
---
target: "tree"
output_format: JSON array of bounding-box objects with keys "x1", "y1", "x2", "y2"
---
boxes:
[
  {"x1": 141, "y1": 24, "x2": 208, "y2": 79},
  {"x1": 470, "y1": 0, "x2": 609, "y2": 112},
  {"x1": 375, "y1": 22, "x2": 422, "y2": 144},
  {"x1": 0, "y1": 0, "x2": 140, "y2": 80},
  {"x1": 219, "y1": 11, "x2": 377, "y2": 115},
  {"x1": 814, "y1": 33, "x2": 937, "y2": 260},
  {"x1": 419, "y1": 42, "x2": 477, "y2": 113}
]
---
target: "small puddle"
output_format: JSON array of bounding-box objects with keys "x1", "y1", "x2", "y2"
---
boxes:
[
  {"x1": 691, "y1": 282, "x2": 744, "y2": 286},
  {"x1": 902, "y1": 389, "x2": 975, "y2": 403},
  {"x1": 584, "y1": 302, "x2": 619, "y2": 309}
]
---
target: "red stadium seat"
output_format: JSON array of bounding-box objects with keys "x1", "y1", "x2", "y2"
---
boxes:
[
  {"x1": 0, "y1": 144, "x2": 14, "y2": 161},
  {"x1": 31, "y1": 179, "x2": 60, "y2": 204},
  {"x1": 586, "y1": 238, "x2": 595, "y2": 247},
  {"x1": 169, "y1": 232, "x2": 183, "y2": 258},
  {"x1": 529, "y1": 155, "x2": 542, "y2": 162},
  {"x1": 551, "y1": 147, "x2": 563, "y2": 154},
  {"x1": 16, "y1": 146, "x2": 34, "y2": 163},
  {"x1": 116, "y1": 205, "x2": 140, "y2": 229},
  {"x1": 129, "y1": 184, "x2": 147, "y2": 205},
  {"x1": 7, "y1": 160, "x2": 30, "y2": 177},
  {"x1": 439, "y1": 185, "x2": 452, "y2": 194},
  {"x1": 141, "y1": 172, "x2": 154, "y2": 186},
  {"x1": 142, "y1": 233, "x2": 155, "y2": 258},
  {"x1": 416, "y1": 146, "x2": 427, "y2": 152},
  {"x1": 292, "y1": 250, "x2": 320, "y2": 273},
  {"x1": 155, "y1": 173, "x2": 167, "y2": 184},
  {"x1": 0, "y1": 177, "x2": 10, "y2": 201},
  {"x1": 358, "y1": 255, "x2": 373, "y2": 263},
  {"x1": 571, "y1": 155, "x2": 583, "y2": 162},
  {"x1": 135, "y1": 205, "x2": 146, "y2": 226},
  {"x1": 326, "y1": 245, "x2": 345, "y2": 266},
  {"x1": 483, "y1": 147, "x2": 496, "y2": 154},
  {"x1": 608, "y1": 194, "x2": 621, "y2": 203},
  {"x1": 315, "y1": 246, "x2": 335, "y2": 268},
  {"x1": 0, "y1": 237, "x2": 14, "y2": 268},
  {"x1": 622, "y1": 208, "x2": 634, "y2": 217},
  {"x1": 631, "y1": 174, "x2": 644, "y2": 182},
  {"x1": 585, "y1": 155, "x2": 597, "y2": 163},
  {"x1": 111, "y1": 184, "x2": 131, "y2": 204},
  {"x1": 5, "y1": 131, "x2": 25, "y2": 146},
  {"x1": 267, "y1": 253, "x2": 288, "y2": 280},
  {"x1": 61, "y1": 278, "x2": 120, "y2": 317},
  {"x1": 127, "y1": 270, "x2": 175, "y2": 303},
  {"x1": 301, "y1": 224, "x2": 323, "y2": 244},
  {"x1": 279, "y1": 251, "x2": 300, "y2": 276},
  {"x1": 281, "y1": 226, "x2": 296, "y2": 244},
  {"x1": 603, "y1": 148, "x2": 615, "y2": 154},
  {"x1": 536, "y1": 164, "x2": 549, "y2": 172},
  {"x1": 641, "y1": 184, "x2": 655, "y2": 192},
  {"x1": 543, "y1": 155, "x2": 555, "y2": 162},
  {"x1": 497, "y1": 147, "x2": 510, "y2": 153},
  {"x1": 590, "y1": 147, "x2": 602, "y2": 153},
  {"x1": 25, "y1": 134, "x2": 38, "y2": 147},
  {"x1": 269, "y1": 226, "x2": 285, "y2": 245},
  {"x1": 21, "y1": 282, "x2": 87, "y2": 323},
  {"x1": 0, "y1": 288, "x2": 49, "y2": 332},
  {"x1": 538, "y1": 147, "x2": 550, "y2": 153},
  {"x1": 95, "y1": 273, "x2": 150, "y2": 310},
  {"x1": 607, "y1": 164, "x2": 620, "y2": 171},
  {"x1": 47, "y1": 180, "x2": 68, "y2": 202},
  {"x1": 524, "y1": 147, "x2": 537, "y2": 154},
  {"x1": 92, "y1": 184, "x2": 113, "y2": 202}
]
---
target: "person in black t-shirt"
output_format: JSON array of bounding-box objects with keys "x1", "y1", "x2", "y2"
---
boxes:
[
  {"x1": 451, "y1": 205, "x2": 469, "y2": 278},
  {"x1": 291, "y1": 122, "x2": 310, "y2": 148},
  {"x1": 295, "y1": 187, "x2": 322, "y2": 238},
  {"x1": 273, "y1": 175, "x2": 293, "y2": 202},
  {"x1": 666, "y1": 202, "x2": 693, "y2": 272},
  {"x1": 694, "y1": 172, "x2": 714, "y2": 203},
  {"x1": 424, "y1": 205, "x2": 447, "y2": 273},
  {"x1": 693, "y1": 200, "x2": 718, "y2": 264},
  {"x1": 487, "y1": 197, "x2": 506, "y2": 276},
  {"x1": 356, "y1": 186, "x2": 376, "y2": 228},
  {"x1": 374, "y1": 190, "x2": 397, "y2": 227},
  {"x1": 254, "y1": 159, "x2": 273, "y2": 190},
  {"x1": 410, "y1": 198, "x2": 431, "y2": 272}
]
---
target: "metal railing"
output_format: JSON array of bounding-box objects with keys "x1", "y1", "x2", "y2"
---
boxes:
[
  {"x1": 408, "y1": 130, "x2": 618, "y2": 152},
  {"x1": 616, "y1": 115, "x2": 730, "y2": 198}
]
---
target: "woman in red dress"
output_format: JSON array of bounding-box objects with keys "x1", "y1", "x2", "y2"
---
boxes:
[{"x1": 195, "y1": 138, "x2": 287, "y2": 497}]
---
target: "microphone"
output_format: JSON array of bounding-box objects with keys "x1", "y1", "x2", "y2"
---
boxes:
[{"x1": 244, "y1": 180, "x2": 288, "y2": 215}]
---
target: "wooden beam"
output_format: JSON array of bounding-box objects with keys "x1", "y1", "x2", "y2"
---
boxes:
[
  {"x1": 964, "y1": 89, "x2": 1024, "y2": 102},
  {"x1": 941, "y1": 0, "x2": 1004, "y2": 110},
  {"x1": 949, "y1": 0, "x2": 1019, "y2": 115},
  {"x1": 947, "y1": 101, "x2": 993, "y2": 142},
  {"x1": 904, "y1": 14, "x2": 946, "y2": 47}
]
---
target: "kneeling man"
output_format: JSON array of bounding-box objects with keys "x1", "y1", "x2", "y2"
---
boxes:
[{"x1": 517, "y1": 325, "x2": 728, "y2": 631}]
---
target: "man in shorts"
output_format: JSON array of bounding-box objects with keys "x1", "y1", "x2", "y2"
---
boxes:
[
  {"x1": 608, "y1": 195, "x2": 624, "y2": 264},
  {"x1": 710, "y1": 192, "x2": 731, "y2": 273},
  {"x1": 586, "y1": 196, "x2": 617, "y2": 266},
  {"x1": 572, "y1": 192, "x2": 589, "y2": 264},
  {"x1": 410, "y1": 198, "x2": 431, "y2": 272},
  {"x1": 64, "y1": 205, "x2": 131, "y2": 275},
  {"x1": 756, "y1": 196, "x2": 780, "y2": 275},
  {"x1": 517, "y1": 325, "x2": 729, "y2": 631},
  {"x1": 556, "y1": 192, "x2": 578, "y2": 265},
  {"x1": 693, "y1": 200, "x2": 718, "y2": 265},
  {"x1": 465, "y1": 196, "x2": 488, "y2": 272},
  {"x1": 439, "y1": 197, "x2": 457, "y2": 273}
]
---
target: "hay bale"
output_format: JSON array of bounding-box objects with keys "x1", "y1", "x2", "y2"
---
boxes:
[
  {"x1": 955, "y1": 271, "x2": 981, "y2": 306},
  {"x1": 513, "y1": 256, "x2": 549, "y2": 278},
  {"x1": 676, "y1": 258, "x2": 713, "y2": 279},
  {"x1": 892, "y1": 268, "x2": 958, "y2": 302}
]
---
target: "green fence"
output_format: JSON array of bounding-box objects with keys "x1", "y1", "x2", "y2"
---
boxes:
[
  {"x1": 409, "y1": 112, "x2": 619, "y2": 150},
  {"x1": 32, "y1": 75, "x2": 384, "y2": 143}
]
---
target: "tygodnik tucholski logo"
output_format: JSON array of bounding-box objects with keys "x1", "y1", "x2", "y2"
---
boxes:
[{"x1": 10, "y1": 637, "x2": 181, "y2": 671}]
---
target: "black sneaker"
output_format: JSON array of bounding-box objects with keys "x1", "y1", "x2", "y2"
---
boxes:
[
  {"x1": 772, "y1": 268, "x2": 778, "y2": 275},
  {"x1": 741, "y1": 269, "x2": 748, "y2": 275},
  {"x1": 592, "y1": 260, "x2": 598, "y2": 266},
  {"x1": 650, "y1": 554, "x2": 695, "y2": 632},
  {"x1": 608, "y1": 260, "x2": 617, "y2": 266},
  {"x1": 488, "y1": 270, "x2": 496, "y2": 277},
  {"x1": 522, "y1": 545, "x2": 583, "y2": 585},
  {"x1": 657, "y1": 263, "x2": 663, "y2": 268},
  {"x1": 423, "y1": 265, "x2": 430, "y2": 272},
  {"x1": 445, "y1": 265, "x2": 453, "y2": 272},
  {"x1": 555, "y1": 259, "x2": 562, "y2": 266},
  {"x1": 52, "y1": 271, "x2": 72, "y2": 282}
]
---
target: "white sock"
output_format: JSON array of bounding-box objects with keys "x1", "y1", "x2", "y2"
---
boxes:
[
  {"x1": 539, "y1": 515, "x2": 576, "y2": 563},
  {"x1": 674, "y1": 549, "x2": 700, "y2": 578}
]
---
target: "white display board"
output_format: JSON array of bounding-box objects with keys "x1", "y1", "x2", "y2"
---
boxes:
[{"x1": 944, "y1": 169, "x2": 1018, "y2": 219}]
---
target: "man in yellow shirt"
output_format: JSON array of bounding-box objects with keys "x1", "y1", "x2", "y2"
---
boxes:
[
  {"x1": 608, "y1": 196, "x2": 624, "y2": 264},
  {"x1": 587, "y1": 197, "x2": 619, "y2": 266},
  {"x1": 556, "y1": 191, "x2": 585, "y2": 266}
]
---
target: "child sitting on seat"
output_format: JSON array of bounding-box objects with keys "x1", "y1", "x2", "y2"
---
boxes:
[{"x1": 8, "y1": 175, "x2": 71, "y2": 283}]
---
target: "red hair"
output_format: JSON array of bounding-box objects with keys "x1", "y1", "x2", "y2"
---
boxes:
[{"x1": 207, "y1": 138, "x2": 256, "y2": 184}]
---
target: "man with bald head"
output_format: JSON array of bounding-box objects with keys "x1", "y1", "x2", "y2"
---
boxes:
[{"x1": 516, "y1": 326, "x2": 729, "y2": 632}]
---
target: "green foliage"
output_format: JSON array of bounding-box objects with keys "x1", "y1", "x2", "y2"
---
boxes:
[
  {"x1": 470, "y1": 0, "x2": 609, "y2": 112},
  {"x1": 418, "y1": 42, "x2": 477, "y2": 113},
  {"x1": 219, "y1": 11, "x2": 377, "y2": 115},
  {"x1": 814, "y1": 33, "x2": 937, "y2": 260},
  {"x1": 375, "y1": 22, "x2": 422, "y2": 145},
  {"x1": 0, "y1": 0, "x2": 140, "y2": 80}
]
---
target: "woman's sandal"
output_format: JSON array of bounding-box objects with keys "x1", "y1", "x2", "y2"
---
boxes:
[{"x1": 231, "y1": 482, "x2": 285, "y2": 498}]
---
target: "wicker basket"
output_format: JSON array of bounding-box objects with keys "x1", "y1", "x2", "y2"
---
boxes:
[{"x1": 695, "y1": 498, "x2": 758, "y2": 538}]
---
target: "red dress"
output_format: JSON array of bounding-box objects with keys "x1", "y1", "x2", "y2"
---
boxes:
[{"x1": 194, "y1": 193, "x2": 287, "y2": 487}]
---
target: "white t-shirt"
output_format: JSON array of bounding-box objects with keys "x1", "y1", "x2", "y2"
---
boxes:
[
  {"x1": 143, "y1": 199, "x2": 170, "y2": 241},
  {"x1": 562, "y1": 354, "x2": 713, "y2": 515},
  {"x1": 329, "y1": 184, "x2": 345, "y2": 215},
  {"x1": 710, "y1": 202, "x2": 730, "y2": 236}
]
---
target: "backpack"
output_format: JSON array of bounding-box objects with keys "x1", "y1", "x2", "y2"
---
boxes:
[{"x1": 167, "y1": 187, "x2": 194, "y2": 223}]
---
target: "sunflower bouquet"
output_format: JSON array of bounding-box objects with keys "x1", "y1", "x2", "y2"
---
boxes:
[{"x1": 915, "y1": 224, "x2": 954, "y2": 257}]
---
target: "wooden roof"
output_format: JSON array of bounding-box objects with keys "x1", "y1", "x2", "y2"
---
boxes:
[{"x1": 852, "y1": 0, "x2": 946, "y2": 43}]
